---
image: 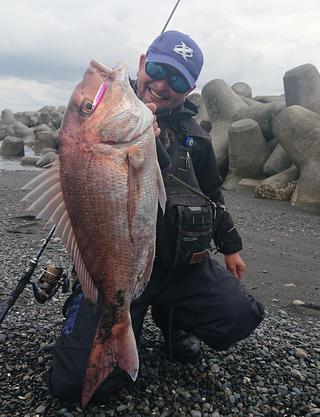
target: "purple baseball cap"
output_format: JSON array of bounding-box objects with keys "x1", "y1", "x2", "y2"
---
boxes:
[{"x1": 146, "y1": 30, "x2": 204, "y2": 88}]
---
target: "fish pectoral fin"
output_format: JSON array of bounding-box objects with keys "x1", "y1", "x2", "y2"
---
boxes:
[
  {"x1": 127, "y1": 147, "x2": 144, "y2": 170},
  {"x1": 81, "y1": 316, "x2": 139, "y2": 408},
  {"x1": 127, "y1": 149, "x2": 144, "y2": 242},
  {"x1": 22, "y1": 161, "x2": 98, "y2": 304}
]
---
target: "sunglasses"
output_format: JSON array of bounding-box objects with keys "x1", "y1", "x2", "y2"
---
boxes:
[{"x1": 145, "y1": 62, "x2": 191, "y2": 94}]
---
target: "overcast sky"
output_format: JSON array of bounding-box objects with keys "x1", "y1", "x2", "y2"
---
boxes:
[{"x1": 1, "y1": 0, "x2": 320, "y2": 112}]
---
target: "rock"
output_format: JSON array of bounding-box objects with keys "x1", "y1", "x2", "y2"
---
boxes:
[
  {"x1": 39, "y1": 342, "x2": 55, "y2": 352},
  {"x1": 190, "y1": 411, "x2": 202, "y2": 417},
  {"x1": 273, "y1": 105, "x2": 320, "y2": 212},
  {"x1": 284, "y1": 63, "x2": 320, "y2": 114},
  {"x1": 0, "y1": 136, "x2": 24, "y2": 157},
  {"x1": 0, "y1": 334, "x2": 6, "y2": 343},
  {"x1": 294, "y1": 348, "x2": 308, "y2": 359},
  {"x1": 292, "y1": 299, "x2": 305, "y2": 306},
  {"x1": 279, "y1": 309, "x2": 288, "y2": 316},
  {"x1": 210, "y1": 364, "x2": 220, "y2": 373},
  {"x1": 228, "y1": 119, "x2": 270, "y2": 178},
  {"x1": 35, "y1": 405, "x2": 46, "y2": 413},
  {"x1": 35, "y1": 151, "x2": 58, "y2": 167},
  {"x1": 202, "y1": 79, "x2": 247, "y2": 175},
  {"x1": 277, "y1": 385, "x2": 288, "y2": 395},
  {"x1": 231, "y1": 82, "x2": 252, "y2": 98},
  {"x1": 116, "y1": 404, "x2": 128, "y2": 412},
  {"x1": 291, "y1": 368, "x2": 303, "y2": 379}
]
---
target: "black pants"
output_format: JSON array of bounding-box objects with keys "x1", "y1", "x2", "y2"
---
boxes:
[{"x1": 46, "y1": 256, "x2": 264, "y2": 403}]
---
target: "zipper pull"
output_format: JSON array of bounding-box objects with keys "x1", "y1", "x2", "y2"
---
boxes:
[{"x1": 186, "y1": 151, "x2": 191, "y2": 169}]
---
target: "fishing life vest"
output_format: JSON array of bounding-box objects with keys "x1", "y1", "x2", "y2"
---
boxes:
[{"x1": 156, "y1": 122, "x2": 216, "y2": 271}]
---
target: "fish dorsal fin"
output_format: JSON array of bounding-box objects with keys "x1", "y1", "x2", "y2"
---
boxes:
[{"x1": 22, "y1": 163, "x2": 98, "y2": 303}]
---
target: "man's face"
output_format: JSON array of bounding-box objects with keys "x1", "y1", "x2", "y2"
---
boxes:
[{"x1": 135, "y1": 54, "x2": 194, "y2": 114}]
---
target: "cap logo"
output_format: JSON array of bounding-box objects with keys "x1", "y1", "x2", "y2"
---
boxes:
[{"x1": 173, "y1": 41, "x2": 194, "y2": 61}]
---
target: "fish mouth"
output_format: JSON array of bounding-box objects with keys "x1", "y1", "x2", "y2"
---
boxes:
[
  {"x1": 90, "y1": 60, "x2": 113, "y2": 76},
  {"x1": 90, "y1": 60, "x2": 129, "y2": 83}
]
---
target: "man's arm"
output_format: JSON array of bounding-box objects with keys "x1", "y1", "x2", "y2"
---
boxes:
[{"x1": 191, "y1": 133, "x2": 245, "y2": 278}]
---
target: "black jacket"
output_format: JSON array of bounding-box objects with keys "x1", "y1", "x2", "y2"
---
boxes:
[{"x1": 156, "y1": 99, "x2": 242, "y2": 255}]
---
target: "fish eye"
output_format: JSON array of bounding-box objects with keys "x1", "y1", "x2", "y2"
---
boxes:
[{"x1": 80, "y1": 99, "x2": 93, "y2": 116}]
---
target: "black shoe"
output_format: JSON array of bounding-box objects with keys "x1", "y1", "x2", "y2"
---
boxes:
[{"x1": 164, "y1": 328, "x2": 201, "y2": 364}]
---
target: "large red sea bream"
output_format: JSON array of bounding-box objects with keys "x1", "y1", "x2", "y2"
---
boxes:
[{"x1": 22, "y1": 60, "x2": 166, "y2": 407}]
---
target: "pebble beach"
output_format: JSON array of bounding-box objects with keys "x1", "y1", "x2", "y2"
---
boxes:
[{"x1": 0, "y1": 168, "x2": 319, "y2": 417}]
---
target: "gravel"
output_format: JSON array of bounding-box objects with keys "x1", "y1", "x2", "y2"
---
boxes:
[{"x1": 0, "y1": 169, "x2": 319, "y2": 417}]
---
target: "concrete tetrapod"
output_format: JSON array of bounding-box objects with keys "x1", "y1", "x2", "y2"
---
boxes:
[
  {"x1": 228, "y1": 119, "x2": 270, "y2": 179},
  {"x1": 1, "y1": 109, "x2": 16, "y2": 124},
  {"x1": 232, "y1": 102, "x2": 285, "y2": 142},
  {"x1": 273, "y1": 105, "x2": 320, "y2": 212},
  {"x1": 231, "y1": 82, "x2": 252, "y2": 98},
  {"x1": 0, "y1": 136, "x2": 25, "y2": 157},
  {"x1": 284, "y1": 63, "x2": 320, "y2": 114},
  {"x1": 202, "y1": 79, "x2": 247, "y2": 175},
  {"x1": 263, "y1": 143, "x2": 292, "y2": 177},
  {"x1": 187, "y1": 92, "x2": 211, "y2": 133}
]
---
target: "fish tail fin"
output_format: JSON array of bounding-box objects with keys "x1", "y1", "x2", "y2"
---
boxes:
[{"x1": 81, "y1": 315, "x2": 139, "y2": 408}]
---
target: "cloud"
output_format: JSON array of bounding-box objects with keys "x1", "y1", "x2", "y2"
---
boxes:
[
  {"x1": 0, "y1": 78, "x2": 73, "y2": 112},
  {"x1": 0, "y1": 0, "x2": 320, "y2": 110}
]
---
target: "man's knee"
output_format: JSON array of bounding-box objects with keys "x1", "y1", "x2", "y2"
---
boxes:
[{"x1": 199, "y1": 292, "x2": 265, "y2": 350}]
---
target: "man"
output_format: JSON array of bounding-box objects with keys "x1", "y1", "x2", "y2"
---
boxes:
[{"x1": 47, "y1": 30, "x2": 264, "y2": 403}]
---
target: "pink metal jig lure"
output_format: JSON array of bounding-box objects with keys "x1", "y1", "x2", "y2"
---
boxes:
[{"x1": 91, "y1": 81, "x2": 107, "y2": 111}]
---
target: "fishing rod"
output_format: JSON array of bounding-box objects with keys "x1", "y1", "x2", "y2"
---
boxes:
[
  {"x1": 161, "y1": 0, "x2": 181, "y2": 33},
  {"x1": 0, "y1": 226, "x2": 69, "y2": 325}
]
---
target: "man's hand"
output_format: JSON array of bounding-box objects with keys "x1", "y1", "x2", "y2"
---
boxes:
[
  {"x1": 145, "y1": 103, "x2": 161, "y2": 137},
  {"x1": 224, "y1": 253, "x2": 246, "y2": 279}
]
